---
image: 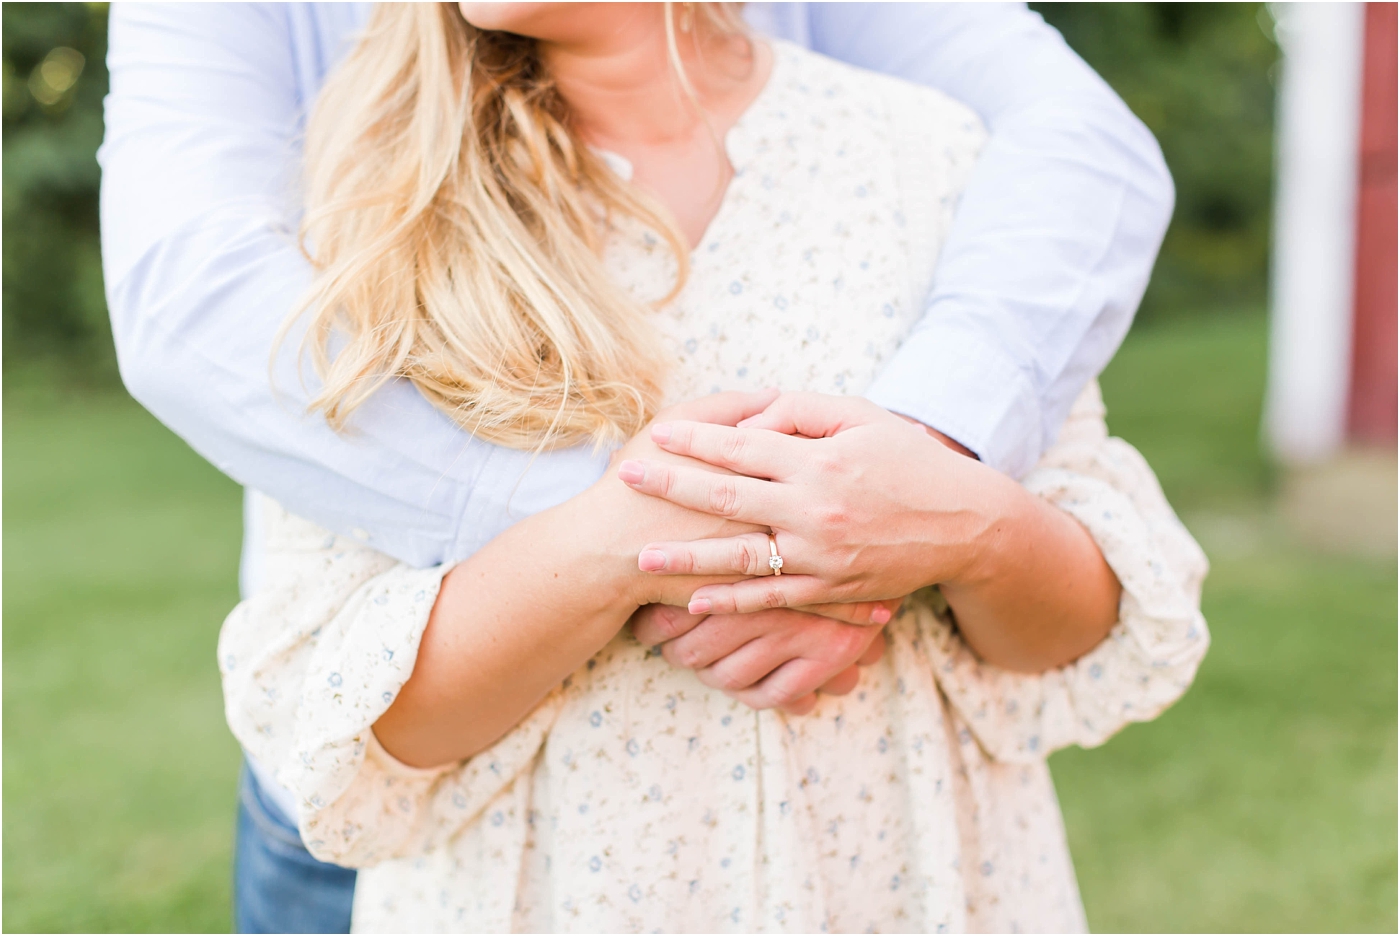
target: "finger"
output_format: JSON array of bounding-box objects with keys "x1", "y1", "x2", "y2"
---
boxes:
[
  {"x1": 661, "y1": 388, "x2": 779, "y2": 427},
  {"x1": 617, "y1": 460, "x2": 788, "y2": 526},
  {"x1": 637, "y1": 540, "x2": 893, "y2": 620},
  {"x1": 687, "y1": 575, "x2": 841, "y2": 616},
  {"x1": 779, "y1": 692, "x2": 819, "y2": 716},
  {"x1": 800, "y1": 599, "x2": 898, "y2": 626},
  {"x1": 700, "y1": 620, "x2": 872, "y2": 701},
  {"x1": 727, "y1": 657, "x2": 838, "y2": 713},
  {"x1": 736, "y1": 391, "x2": 883, "y2": 438},
  {"x1": 630, "y1": 603, "x2": 706, "y2": 646},
  {"x1": 647, "y1": 421, "x2": 802, "y2": 479},
  {"x1": 818, "y1": 665, "x2": 861, "y2": 696},
  {"x1": 639, "y1": 532, "x2": 782, "y2": 577},
  {"x1": 693, "y1": 632, "x2": 792, "y2": 693},
  {"x1": 856, "y1": 629, "x2": 886, "y2": 667},
  {"x1": 659, "y1": 610, "x2": 787, "y2": 672}
]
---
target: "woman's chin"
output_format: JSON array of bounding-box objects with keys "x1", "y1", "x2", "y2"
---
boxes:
[{"x1": 457, "y1": 2, "x2": 615, "y2": 40}]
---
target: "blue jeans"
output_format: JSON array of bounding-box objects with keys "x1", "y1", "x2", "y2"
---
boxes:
[{"x1": 234, "y1": 761, "x2": 357, "y2": 933}]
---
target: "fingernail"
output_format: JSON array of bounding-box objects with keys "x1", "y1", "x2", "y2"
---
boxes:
[
  {"x1": 651, "y1": 423, "x2": 672, "y2": 444},
  {"x1": 871, "y1": 606, "x2": 892, "y2": 625},
  {"x1": 688, "y1": 597, "x2": 712, "y2": 614},
  {"x1": 617, "y1": 460, "x2": 645, "y2": 484},
  {"x1": 638, "y1": 549, "x2": 667, "y2": 572}
]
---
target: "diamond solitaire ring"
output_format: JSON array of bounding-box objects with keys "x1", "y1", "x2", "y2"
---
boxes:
[{"x1": 767, "y1": 533, "x2": 784, "y2": 576}]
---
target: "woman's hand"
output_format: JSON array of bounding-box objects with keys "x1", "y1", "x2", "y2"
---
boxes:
[
  {"x1": 592, "y1": 392, "x2": 777, "y2": 609},
  {"x1": 606, "y1": 392, "x2": 899, "y2": 714},
  {"x1": 617, "y1": 391, "x2": 1122, "y2": 673},
  {"x1": 598, "y1": 394, "x2": 933, "y2": 614},
  {"x1": 616, "y1": 392, "x2": 1006, "y2": 610},
  {"x1": 630, "y1": 603, "x2": 889, "y2": 715}
]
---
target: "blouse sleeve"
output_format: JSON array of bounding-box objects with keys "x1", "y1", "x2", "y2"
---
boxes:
[
  {"x1": 218, "y1": 499, "x2": 563, "y2": 867},
  {"x1": 923, "y1": 380, "x2": 1210, "y2": 763}
]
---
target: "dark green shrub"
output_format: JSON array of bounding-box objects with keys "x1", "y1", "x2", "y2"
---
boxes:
[
  {"x1": 3, "y1": 2, "x2": 112, "y2": 383},
  {"x1": 1034, "y1": 3, "x2": 1280, "y2": 321}
]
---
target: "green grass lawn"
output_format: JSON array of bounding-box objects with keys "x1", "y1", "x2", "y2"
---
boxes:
[
  {"x1": 4, "y1": 312, "x2": 1396, "y2": 932},
  {"x1": 4, "y1": 388, "x2": 244, "y2": 933},
  {"x1": 1056, "y1": 311, "x2": 1397, "y2": 932}
]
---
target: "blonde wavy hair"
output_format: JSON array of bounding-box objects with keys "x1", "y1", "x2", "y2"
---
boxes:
[{"x1": 291, "y1": 2, "x2": 747, "y2": 449}]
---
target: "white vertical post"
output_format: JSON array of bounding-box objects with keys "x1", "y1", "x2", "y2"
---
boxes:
[{"x1": 1264, "y1": 2, "x2": 1365, "y2": 464}]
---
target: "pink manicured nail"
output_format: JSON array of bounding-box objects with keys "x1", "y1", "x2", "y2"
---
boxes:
[
  {"x1": 638, "y1": 549, "x2": 668, "y2": 572},
  {"x1": 651, "y1": 423, "x2": 673, "y2": 444},
  {"x1": 688, "y1": 597, "x2": 712, "y2": 614},
  {"x1": 617, "y1": 460, "x2": 645, "y2": 484},
  {"x1": 871, "y1": 606, "x2": 892, "y2": 625}
]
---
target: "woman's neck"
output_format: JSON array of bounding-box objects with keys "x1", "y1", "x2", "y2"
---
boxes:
[{"x1": 538, "y1": 6, "x2": 764, "y2": 152}]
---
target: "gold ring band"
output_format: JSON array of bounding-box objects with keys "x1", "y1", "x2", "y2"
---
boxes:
[{"x1": 767, "y1": 533, "x2": 784, "y2": 576}]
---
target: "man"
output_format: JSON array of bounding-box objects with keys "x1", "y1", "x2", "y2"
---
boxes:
[{"x1": 100, "y1": 3, "x2": 1172, "y2": 931}]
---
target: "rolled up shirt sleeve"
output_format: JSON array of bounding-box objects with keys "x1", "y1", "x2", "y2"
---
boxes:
[{"x1": 803, "y1": 2, "x2": 1175, "y2": 478}]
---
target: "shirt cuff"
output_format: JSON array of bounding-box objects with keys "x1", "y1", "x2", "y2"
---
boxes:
[{"x1": 864, "y1": 313, "x2": 1043, "y2": 479}]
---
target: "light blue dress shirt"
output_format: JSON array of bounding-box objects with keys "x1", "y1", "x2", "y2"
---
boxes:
[{"x1": 99, "y1": 2, "x2": 1173, "y2": 575}]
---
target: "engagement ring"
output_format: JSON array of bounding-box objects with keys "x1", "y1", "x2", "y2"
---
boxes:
[{"x1": 767, "y1": 533, "x2": 784, "y2": 575}]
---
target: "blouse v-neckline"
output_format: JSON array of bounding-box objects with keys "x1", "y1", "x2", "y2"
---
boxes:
[{"x1": 594, "y1": 40, "x2": 790, "y2": 256}]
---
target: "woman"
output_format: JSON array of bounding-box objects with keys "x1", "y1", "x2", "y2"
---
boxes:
[{"x1": 220, "y1": 3, "x2": 1208, "y2": 931}]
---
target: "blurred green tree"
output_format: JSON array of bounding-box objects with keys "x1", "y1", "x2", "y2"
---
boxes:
[
  {"x1": 1033, "y1": 2, "x2": 1280, "y2": 321},
  {"x1": 1, "y1": 3, "x2": 1279, "y2": 381},
  {"x1": 3, "y1": 2, "x2": 112, "y2": 382}
]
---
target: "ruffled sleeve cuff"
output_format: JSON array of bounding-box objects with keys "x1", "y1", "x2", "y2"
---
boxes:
[
  {"x1": 221, "y1": 504, "x2": 576, "y2": 868},
  {"x1": 925, "y1": 384, "x2": 1210, "y2": 763}
]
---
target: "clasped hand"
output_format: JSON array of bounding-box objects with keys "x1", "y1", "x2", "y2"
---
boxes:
[{"x1": 623, "y1": 391, "x2": 1003, "y2": 715}]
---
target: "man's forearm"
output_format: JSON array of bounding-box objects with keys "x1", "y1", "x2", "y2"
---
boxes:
[
  {"x1": 899, "y1": 410, "x2": 1119, "y2": 670},
  {"x1": 937, "y1": 471, "x2": 1121, "y2": 673}
]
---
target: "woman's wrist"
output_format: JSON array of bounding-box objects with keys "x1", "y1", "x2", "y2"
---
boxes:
[
  {"x1": 931, "y1": 462, "x2": 1035, "y2": 592},
  {"x1": 581, "y1": 453, "x2": 761, "y2": 608}
]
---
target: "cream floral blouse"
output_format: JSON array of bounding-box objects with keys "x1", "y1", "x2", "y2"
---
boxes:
[{"x1": 220, "y1": 42, "x2": 1209, "y2": 934}]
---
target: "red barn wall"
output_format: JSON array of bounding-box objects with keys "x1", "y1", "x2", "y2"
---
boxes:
[{"x1": 1347, "y1": 1, "x2": 1399, "y2": 445}]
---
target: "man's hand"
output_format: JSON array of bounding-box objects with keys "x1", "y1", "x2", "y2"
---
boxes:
[
  {"x1": 631, "y1": 603, "x2": 889, "y2": 715},
  {"x1": 616, "y1": 391, "x2": 1019, "y2": 614}
]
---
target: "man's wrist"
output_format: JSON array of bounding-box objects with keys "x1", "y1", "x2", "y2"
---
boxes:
[
  {"x1": 865, "y1": 308, "x2": 1044, "y2": 479},
  {"x1": 934, "y1": 460, "x2": 1029, "y2": 592},
  {"x1": 896, "y1": 413, "x2": 977, "y2": 459}
]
